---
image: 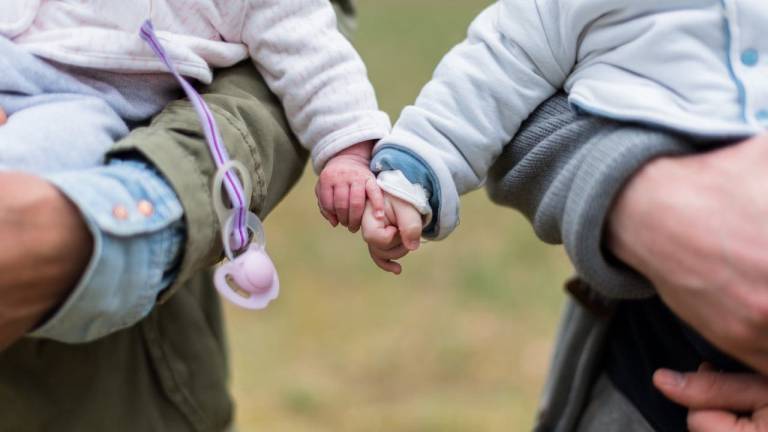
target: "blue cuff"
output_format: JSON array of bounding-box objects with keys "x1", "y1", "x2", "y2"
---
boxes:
[
  {"x1": 371, "y1": 146, "x2": 441, "y2": 236},
  {"x1": 29, "y1": 160, "x2": 185, "y2": 343}
]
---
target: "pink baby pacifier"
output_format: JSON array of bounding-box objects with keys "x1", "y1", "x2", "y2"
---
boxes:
[
  {"x1": 214, "y1": 238, "x2": 280, "y2": 310},
  {"x1": 212, "y1": 161, "x2": 280, "y2": 309}
]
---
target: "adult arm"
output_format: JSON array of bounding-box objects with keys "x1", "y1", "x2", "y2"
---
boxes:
[
  {"x1": 484, "y1": 94, "x2": 693, "y2": 299},
  {"x1": 608, "y1": 134, "x2": 768, "y2": 374},
  {"x1": 0, "y1": 172, "x2": 92, "y2": 349},
  {"x1": 489, "y1": 92, "x2": 768, "y2": 373}
]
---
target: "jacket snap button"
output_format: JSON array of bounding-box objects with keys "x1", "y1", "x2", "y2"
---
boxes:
[
  {"x1": 741, "y1": 49, "x2": 759, "y2": 67},
  {"x1": 138, "y1": 200, "x2": 154, "y2": 217},
  {"x1": 112, "y1": 205, "x2": 129, "y2": 220}
]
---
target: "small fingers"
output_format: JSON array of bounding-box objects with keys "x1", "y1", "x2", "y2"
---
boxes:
[
  {"x1": 369, "y1": 246, "x2": 402, "y2": 275},
  {"x1": 348, "y1": 182, "x2": 366, "y2": 233},
  {"x1": 371, "y1": 244, "x2": 410, "y2": 261},
  {"x1": 334, "y1": 184, "x2": 350, "y2": 227},
  {"x1": 391, "y1": 197, "x2": 423, "y2": 250},
  {"x1": 362, "y1": 223, "x2": 399, "y2": 249},
  {"x1": 365, "y1": 177, "x2": 385, "y2": 219},
  {"x1": 315, "y1": 181, "x2": 337, "y2": 226}
]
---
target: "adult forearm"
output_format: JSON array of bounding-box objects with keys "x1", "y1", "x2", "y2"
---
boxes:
[
  {"x1": 0, "y1": 173, "x2": 92, "y2": 349},
  {"x1": 607, "y1": 134, "x2": 768, "y2": 374}
]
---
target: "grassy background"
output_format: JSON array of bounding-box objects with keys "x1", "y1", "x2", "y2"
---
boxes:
[{"x1": 226, "y1": 1, "x2": 573, "y2": 430}]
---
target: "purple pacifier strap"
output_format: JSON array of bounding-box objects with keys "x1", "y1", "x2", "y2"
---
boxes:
[{"x1": 139, "y1": 20, "x2": 248, "y2": 250}]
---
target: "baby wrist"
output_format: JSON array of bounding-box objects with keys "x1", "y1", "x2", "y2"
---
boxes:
[{"x1": 334, "y1": 140, "x2": 374, "y2": 160}]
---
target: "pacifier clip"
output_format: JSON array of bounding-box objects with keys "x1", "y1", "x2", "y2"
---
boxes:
[{"x1": 140, "y1": 21, "x2": 279, "y2": 309}]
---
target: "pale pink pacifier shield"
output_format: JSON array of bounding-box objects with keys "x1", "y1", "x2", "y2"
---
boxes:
[
  {"x1": 214, "y1": 244, "x2": 280, "y2": 310},
  {"x1": 241, "y1": 250, "x2": 276, "y2": 294}
]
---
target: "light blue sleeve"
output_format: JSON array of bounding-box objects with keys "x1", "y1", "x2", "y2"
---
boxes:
[
  {"x1": 29, "y1": 160, "x2": 185, "y2": 343},
  {"x1": 371, "y1": 146, "x2": 441, "y2": 238}
]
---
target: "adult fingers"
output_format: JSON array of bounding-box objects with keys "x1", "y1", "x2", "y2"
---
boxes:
[
  {"x1": 315, "y1": 181, "x2": 337, "y2": 226},
  {"x1": 334, "y1": 184, "x2": 350, "y2": 227},
  {"x1": 687, "y1": 410, "x2": 753, "y2": 432},
  {"x1": 348, "y1": 182, "x2": 366, "y2": 233},
  {"x1": 369, "y1": 246, "x2": 402, "y2": 275},
  {"x1": 365, "y1": 177, "x2": 385, "y2": 219},
  {"x1": 654, "y1": 368, "x2": 768, "y2": 412}
]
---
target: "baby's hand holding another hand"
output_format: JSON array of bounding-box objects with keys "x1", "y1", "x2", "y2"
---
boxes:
[
  {"x1": 316, "y1": 140, "x2": 384, "y2": 233},
  {"x1": 361, "y1": 193, "x2": 422, "y2": 274}
]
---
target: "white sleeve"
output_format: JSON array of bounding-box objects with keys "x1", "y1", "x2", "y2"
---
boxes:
[
  {"x1": 376, "y1": 170, "x2": 433, "y2": 226},
  {"x1": 241, "y1": 0, "x2": 391, "y2": 172},
  {"x1": 374, "y1": 0, "x2": 575, "y2": 240}
]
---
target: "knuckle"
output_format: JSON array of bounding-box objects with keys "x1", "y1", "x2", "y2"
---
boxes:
[{"x1": 695, "y1": 374, "x2": 721, "y2": 399}]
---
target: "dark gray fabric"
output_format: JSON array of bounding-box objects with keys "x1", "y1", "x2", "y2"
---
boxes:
[
  {"x1": 486, "y1": 94, "x2": 701, "y2": 431},
  {"x1": 487, "y1": 94, "x2": 693, "y2": 299},
  {"x1": 575, "y1": 375, "x2": 655, "y2": 432},
  {"x1": 534, "y1": 298, "x2": 612, "y2": 432}
]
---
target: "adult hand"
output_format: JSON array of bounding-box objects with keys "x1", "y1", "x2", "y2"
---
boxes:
[
  {"x1": 608, "y1": 134, "x2": 768, "y2": 374},
  {"x1": 0, "y1": 172, "x2": 92, "y2": 350},
  {"x1": 0, "y1": 107, "x2": 7, "y2": 126},
  {"x1": 654, "y1": 365, "x2": 768, "y2": 432}
]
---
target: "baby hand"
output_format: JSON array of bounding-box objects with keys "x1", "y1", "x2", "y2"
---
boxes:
[
  {"x1": 316, "y1": 140, "x2": 384, "y2": 232},
  {"x1": 361, "y1": 193, "x2": 423, "y2": 274}
]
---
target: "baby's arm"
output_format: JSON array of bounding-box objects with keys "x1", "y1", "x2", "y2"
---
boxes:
[
  {"x1": 374, "y1": 1, "x2": 577, "y2": 241},
  {"x1": 241, "y1": 1, "x2": 390, "y2": 230}
]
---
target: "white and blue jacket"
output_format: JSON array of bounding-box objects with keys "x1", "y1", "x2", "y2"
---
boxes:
[{"x1": 374, "y1": 0, "x2": 768, "y2": 240}]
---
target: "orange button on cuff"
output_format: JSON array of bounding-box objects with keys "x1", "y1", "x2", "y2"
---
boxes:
[
  {"x1": 112, "y1": 205, "x2": 129, "y2": 220},
  {"x1": 138, "y1": 200, "x2": 154, "y2": 217}
]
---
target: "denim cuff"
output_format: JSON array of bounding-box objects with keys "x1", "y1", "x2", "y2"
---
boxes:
[
  {"x1": 30, "y1": 160, "x2": 185, "y2": 343},
  {"x1": 371, "y1": 146, "x2": 441, "y2": 237}
]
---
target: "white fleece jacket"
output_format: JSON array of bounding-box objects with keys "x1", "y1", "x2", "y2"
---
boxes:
[
  {"x1": 1, "y1": 0, "x2": 390, "y2": 171},
  {"x1": 376, "y1": 0, "x2": 768, "y2": 240}
]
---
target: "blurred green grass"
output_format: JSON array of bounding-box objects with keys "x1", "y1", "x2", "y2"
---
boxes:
[{"x1": 225, "y1": 1, "x2": 573, "y2": 430}]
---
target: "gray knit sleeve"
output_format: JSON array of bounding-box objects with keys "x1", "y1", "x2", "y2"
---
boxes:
[{"x1": 486, "y1": 94, "x2": 693, "y2": 299}]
